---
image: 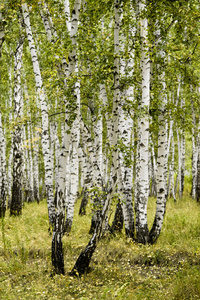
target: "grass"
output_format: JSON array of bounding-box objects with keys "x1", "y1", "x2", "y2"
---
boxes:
[{"x1": 0, "y1": 193, "x2": 200, "y2": 300}]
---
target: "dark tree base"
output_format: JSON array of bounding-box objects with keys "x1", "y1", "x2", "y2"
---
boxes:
[
  {"x1": 64, "y1": 218, "x2": 72, "y2": 233},
  {"x1": 51, "y1": 232, "x2": 65, "y2": 275},
  {"x1": 110, "y1": 201, "x2": 123, "y2": 234},
  {"x1": 136, "y1": 225, "x2": 149, "y2": 245},
  {"x1": 125, "y1": 228, "x2": 135, "y2": 240},
  {"x1": 89, "y1": 218, "x2": 97, "y2": 235},
  {"x1": 79, "y1": 192, "x2": 88, "y2": 216},
  {"x1": 10, "y1": 182, "x2": 22, "y2": 216},
  {"x1": 69, "y1": 242, "x2": 96, "y2": 276},
  {"x1": 0, "y1": 206, "x2": 6, "y2": 218}
]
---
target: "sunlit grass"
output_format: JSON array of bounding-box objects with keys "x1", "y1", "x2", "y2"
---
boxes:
[{"x1": 0, "y1": 192, "x2": 200, "y2": 299}]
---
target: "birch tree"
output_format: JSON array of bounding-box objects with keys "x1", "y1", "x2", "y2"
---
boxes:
[
  {"x1": 10, "y1": 38, "x2": 24, "y2": 216},
  {"x1": 52, "y1": 0, "x2": 82, "y2": 275},
  {"x1": 22, "y1": 3, "x2": 55, "y2": 224},
  {"x1": 149, "y1": 48, "x2": 168, "y2": 244},
  {"x1": 0, "y1": 111, "x2": 7, "y2": 217},
  {"x1": 0, "y1": 9, "x2": 5, "y2": 58},
  {"x1": 69, "y1": 0, "x2": 121, "y2": 276},
  {"x1": 135, "y1": 0, "x2": 150, "y2": 244}
]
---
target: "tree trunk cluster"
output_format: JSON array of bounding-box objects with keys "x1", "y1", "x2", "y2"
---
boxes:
[{"x1": 0, "y1": 0, "x2": 199, "y2": 276}]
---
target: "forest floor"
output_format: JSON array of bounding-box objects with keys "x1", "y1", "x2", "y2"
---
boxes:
[{"x1": 0, "y1": 190, "x2": 200, "y2": 300}]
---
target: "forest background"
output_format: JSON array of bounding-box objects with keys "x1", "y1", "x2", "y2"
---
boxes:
[{"x1": 0, "y1": 0, "x2": 200, "y2": 299}]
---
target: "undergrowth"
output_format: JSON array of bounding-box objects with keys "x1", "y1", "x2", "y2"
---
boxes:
[{"x1": 0, "y1": 195, "x2": 200, "y2": 299}]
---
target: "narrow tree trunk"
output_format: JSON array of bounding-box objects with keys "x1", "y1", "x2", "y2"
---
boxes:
[
  {"x1": 88, "y1": 113, "x2": 104, "y2": 234},
  {"x1": 33, "y1": 129, "x2": 40, "y2": 203},
  {"x1": 0, "y1": 11, "x2": 5, "y2": 58},
  {"x1": 64, "y1": 145, "x2": 79, "y2": 232},
  {"x1": 150, "y1": 137, "x2": 157, "y2": 197},
  {"x1": 27, "y1": 123, "x2": 34, "y2": 202},
  {"x1": 135, "y1": 0, "x2": 150, "y2": 244},
  {"x1": 79, "y1": 187, "x2": 88, "y2": 215},
  {"x1": 196, "y1": 119, "x2": 200, "y2": 202},
  {"x1": 7, "y1": 69, "x2": 13, "y2": 209},
  {"x1": 149, "y1": 99, "x2": 168, "y2": 243},
  {"x1": 10, "y1": 38, "x2": 24, "y2": 216},
  {"x1": 0, "y1": 112, "x2": 7, "y2": 217},
  {"x1": 110, "y1": 200, "x2": 124, "y2": 234},
  {"x1": 196, "y1": 151, "x2": 200, "y2": 202},
  {"x1": 149, "y1": 34, "x2": 168, "y2": 244}
]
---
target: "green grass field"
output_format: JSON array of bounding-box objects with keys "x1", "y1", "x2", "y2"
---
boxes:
[{"x1": 0, "y1": 192, "x2": 200, "y2": 299}]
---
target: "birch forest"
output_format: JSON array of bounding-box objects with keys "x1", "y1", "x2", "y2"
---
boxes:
[{"x1": 0, "y1": 0, "x2": 200, "y2": 296}]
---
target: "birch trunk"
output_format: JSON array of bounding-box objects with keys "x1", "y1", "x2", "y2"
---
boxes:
[
  {"x1": 23, "y1": 126, "x2": 29, "y2": 202},
  {"x1": 100, "y1": 84, "x2": 110, "y2": 182},
  {"x1": 0, "y1": 11, "x2": 5, "y2": 58},
  {"x1": 10, "y1": 38, "x2": 24, "y2": 216},
  {"x1": 22, "y1": 3, "x2": 55, "y2": 224},
  {"x1": 70, "y1": 185, "x2": 113, "y2": 276},
  {"x1": 64, "y1": 70, "x2": 81, "y2": 232},
  {"x1": 27, "y1": 123, "x2": 34, "y2": 202},
  {"x1": 150, "y1": 137, "x2": 157, "y2": 197},
  {"x1": 7, "y1": 69, "x2": 13, "y2": 209},
  {"x1": 89, "y1": 113, "x2": 104, "y2": 234},
  {"x1": 167, "y1": 130, "x2": 176, "y2": 201},
  {"x1": 0, "y1": 112, "x2": 7, "y2": 217},
  {"x1": 33, "y1": 130, "x2": 40, "y2": 203},
  {"x1": 166, "y1": 115, "x2": 174, "y2": 200},
  {"x1": 118, "y1": 105, "x2": 134, "y2": 238},
  {"x1": 178, "y1": 95, "x2": 185, "y2": 199},
  {"x1": 196, "y1": 115, "x2": 200, "y2": 202},
  {"x1": 149, "y1": 94, "x2": 168, "y2": 243},
  {"x1": 135, "y1": 0, "x2": 150, "y2": 244},
  {"x1": 176, "y1": 128, "x2": 181, "y2": 197},
  {"x1": 64, "y1": 136, "x2": 79, "y2": 233},
  {"x1": 149, "y1": 40, "x2": 168, "y2": 244},
  {"x1": 191, "y1": 102, "x2": 198, "y2": 199},
  {"x1": 196, "y1": 151, "x2": 200, "y2": 202},
  {"x1": 115, "y1": 11, "x2": 135, "y2": 238},
  {"x1": 70, "y1": 0, "x2": 120, "y2": 275},
  {"x1": 52, "y1": 0, "x2": 81, "y2": 274}
]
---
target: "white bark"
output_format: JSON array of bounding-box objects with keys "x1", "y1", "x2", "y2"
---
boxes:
[
  {"x1": 99, "y1": 83, "x2": 111, "y2": 182},
  {"x1": 117, "y1": 19, "x2": 135, "y2": 238},
  {"x1": 22, "y1": 3, "x2": 55, "y2": 224},
  {"x1": 149, "y1": 29, "x2": 168, "y2": 243},
  {"x1": 177, "y1": 90, "x2": 185, "y2": 199},
  {"x1": 10, "y1": 38, "x2": 24, "y2": 216},
  {"x1": 135, "y1": 0, "x2": 150, "y2": 244},
  {"x1": 65, "y1": 144, "x2": 79, "y2": 232},
  {"x1": 38, "y1": 2, "x2": 52, "y2": 41},
  {"x1": 23, "y1": 126, "x2": 29, "y2": 202},
  {"x1": 27, "y1": 123, "x2": 34, "y2": 202},
  {"x1": 112, "y1": 0, "x2": 120, "y2": 190},
  {"x1": 0, "y1": 11, "x2": 5, "y2": 57},
  {"x1": 64, "y1": 0, "x2": 71, "y2": 32},
  {"x1": 52, "y1": 0, "x2": 82, "y2": 274},
  {"x1": 191, "y1": 101, "x2": 198, "y2": 199},
  {"x1": 150, "y1": 136, "x2": 157, "y2": 197},
  {"x1": 0, "y1": 111, "x2": 7, "y2": 217},
  {"x1": 7, "y1": 69, "x2": 13, "y2": 208},
  {"x1": 33, "y1": 129, "x2": 40, "y2": 203},
  {"x1": 167, "y1": 133, "x2": 176, "y2": 201},
  {"x1": 68, "y1": 0, "x2": 81, "y2": 75},
  {"x1": 196, "y1": 98, "x2": 200, "y2": 202}
]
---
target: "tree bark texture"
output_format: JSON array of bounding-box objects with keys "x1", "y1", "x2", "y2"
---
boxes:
[
  {"x1": 22, "y1": 3, "x2": 55, "y2": 224},
  {"x1": 135, "y1": 0, "x2": 150, "y2": 244},
  {"x1": 10, "y1": 38, "x2": 24, "y2": 216}
]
